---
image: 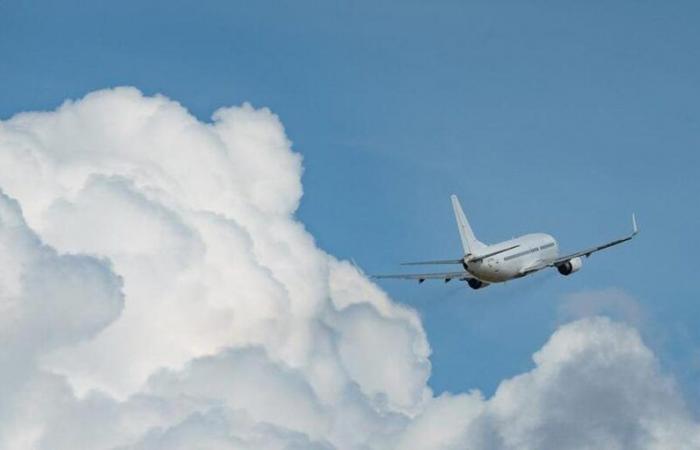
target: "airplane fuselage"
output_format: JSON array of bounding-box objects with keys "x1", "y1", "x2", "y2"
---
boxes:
[
  {"x1": 372, "y1": 194, "x2": 637, "y2": 289},
  {"x1": 466, "y1": 233, "x2": 559, "y2": 283}
]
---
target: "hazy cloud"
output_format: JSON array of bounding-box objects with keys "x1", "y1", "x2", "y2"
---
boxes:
[{"x1": 559, "y1": 288, "x2": 645, "y2": 326}]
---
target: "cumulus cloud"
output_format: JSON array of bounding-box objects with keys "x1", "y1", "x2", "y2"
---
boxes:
[
  {"x1": 0, "y1": 88, "x2": 698, "y2": 449},
  {"x1": 0, "y1": 191, "x2": 124, "y2": 448},
  {"x1": 397, "y1": 317, "x2": 700, "y2": 450}
]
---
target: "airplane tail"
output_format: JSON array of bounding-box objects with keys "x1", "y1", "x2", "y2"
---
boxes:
[{"x1": 450, "y1": 194, "x2": 486, "y2": 255}]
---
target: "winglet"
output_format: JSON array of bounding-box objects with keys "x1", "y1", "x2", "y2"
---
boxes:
[{"x1": 632, "y1": 213, "x2": 639, "y2": 235}]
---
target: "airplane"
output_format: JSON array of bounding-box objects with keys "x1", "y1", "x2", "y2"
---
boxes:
[{"x1": 373, "y1": 195, "x2": 638, "y2": 290}]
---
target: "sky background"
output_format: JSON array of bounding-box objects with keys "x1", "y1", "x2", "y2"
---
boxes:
[{"x1": 2, "y1": 0, "x2": 699, "y2": 407}]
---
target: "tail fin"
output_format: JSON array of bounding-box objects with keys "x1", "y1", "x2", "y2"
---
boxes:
[{"x1": 450, "y1": 194, "x2": 485, "y2": 255}]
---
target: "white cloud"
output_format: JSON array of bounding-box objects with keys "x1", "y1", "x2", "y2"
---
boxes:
[
  {"x1": 0, "y1": 191, "x2": 124, "y2": 448},
  {"x1": 475, "y1": 317, "x2": 699, "y2": 449},
  {"x1": 0, "y1": 190, "x2": 123, "y2": 375},
  {"x1": 0, "y1": 88, "x2": 698, "y2": 449},
  {"x1": 394, "y1": 317, "x2": 700, "y2": 450}
]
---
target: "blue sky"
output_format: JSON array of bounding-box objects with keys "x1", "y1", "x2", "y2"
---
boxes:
[{"x1": 2, "y1": 0, "x2": 699, "y2": 406}]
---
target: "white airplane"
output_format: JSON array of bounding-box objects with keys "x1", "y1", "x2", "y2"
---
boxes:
[{"x1": 374, "y1": 195, "x2": 638, "y2": 290}]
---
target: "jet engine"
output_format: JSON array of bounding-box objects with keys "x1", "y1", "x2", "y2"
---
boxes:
[
  {"x1": 557, "y1": 257, "x2": 583, "y2": 276},
  {"x1": 467, "y1": 278, "x2": 488, "y2": 290}
]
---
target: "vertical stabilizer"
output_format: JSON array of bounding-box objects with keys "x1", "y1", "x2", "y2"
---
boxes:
[{"x1": 451, "y1": 194, "x2": 485, "y2": 255}]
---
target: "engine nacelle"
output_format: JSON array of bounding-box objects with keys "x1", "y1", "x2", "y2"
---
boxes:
[
  {"x1": 557, "y1": 257, "x2": 583, "y2": 276},
  {"x1": 467, "y1": 278, "x2": 489, "y2": 290}
]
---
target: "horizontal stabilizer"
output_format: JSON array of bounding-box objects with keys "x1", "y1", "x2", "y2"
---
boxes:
[
  {"x1": 469, "y1": 244, "x2": 520, "y2": 263},
  {"x1": 372, "y1": 271, "x2": 473, "y2": 282},
  {"x1": 401, "y1": 259, "x2": 463, "y2": 266}
]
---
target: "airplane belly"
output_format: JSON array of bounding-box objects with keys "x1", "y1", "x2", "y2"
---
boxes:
[{"x1": 469, "y1": 261, "x2": 514, "y2": 283}]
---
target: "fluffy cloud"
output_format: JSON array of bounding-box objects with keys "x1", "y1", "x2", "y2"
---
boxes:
[
  {"x1": 470, "y1": 317, "x2": 700, "y2": 449},
  {"x1": 394, "y1": 318, "x2": 700, "y2": 450},
  {"x1": 0, "y1": 191, "x2": 124, "y2": 448},
  {"x1": 0, "y1": 88, "x2": 698, "y2": 449}
]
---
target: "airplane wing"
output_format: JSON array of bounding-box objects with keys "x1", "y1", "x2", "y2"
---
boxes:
[
  {"x1": 372, "y1": 271, "x2": 474, "y2": 283},
  {"x1": 550, "y1": 214, "x2": 639, "y2": 267}
]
